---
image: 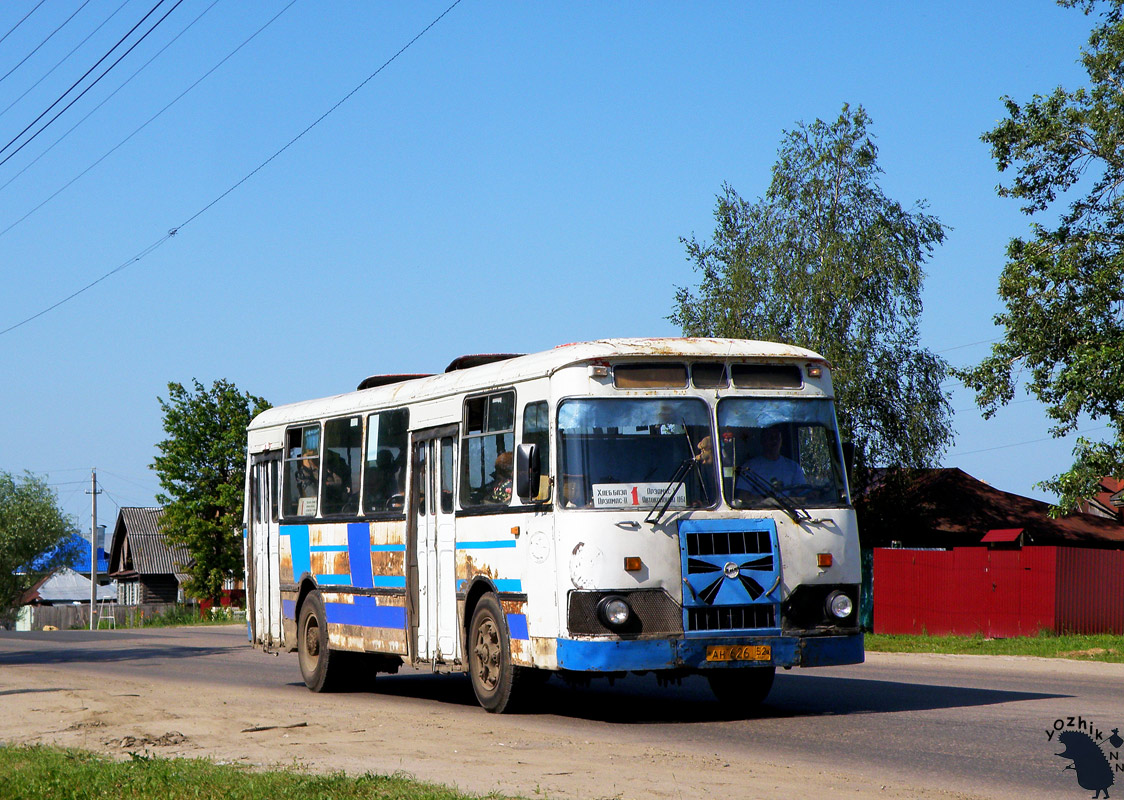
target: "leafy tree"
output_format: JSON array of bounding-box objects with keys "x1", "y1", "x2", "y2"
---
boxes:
[
  {"x1": 0, "y1": 471, "x2": 81, "y2": 626},
  {"x1": 672, "y1": 104, "x2": 953, "y2": 479},
  {"x1": 152, "y1": 379, "x2": 270, "y2": 603},
  {"x1": 956, "y1": 0, "x2": 1124, "y2": 513}
]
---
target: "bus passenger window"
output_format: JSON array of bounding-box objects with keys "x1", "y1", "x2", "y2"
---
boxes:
[
  {"x1": 363, "y1": 409, "x2": 408, "y2": 513},
  {"x1": 321, "y1": 416, "x2": 362, "y2": 516},
  {"x1": 461, "y1": 391, "x2": 515, "y2": 507},
  {"x1": 522, "y1": 400, "x2": 550, "y2": 502},
  {"x1": 283, "y1": 424, "x2": 320, "y2": 518},
  {"x1": 440, "y1": 437, "x2": 455, "y2": 514}
]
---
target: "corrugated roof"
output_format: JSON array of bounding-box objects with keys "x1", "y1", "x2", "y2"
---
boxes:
[
  {"x1": 109, "y1": 507, "x2": 192, "y2": 577},
  {"x1": 860, "y1": 468, "x2": 1124, "y2": 548},
  {"x1": 23, "y1": 567, "x2": 116, "y2": 604}
]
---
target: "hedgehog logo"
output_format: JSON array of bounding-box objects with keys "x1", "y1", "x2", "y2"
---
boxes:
[{"x1": 1057, "y1": 730, "x2": 1114, "y2": 798}]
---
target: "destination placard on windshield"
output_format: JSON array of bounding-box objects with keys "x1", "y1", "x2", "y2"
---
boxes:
[{"x1": 592, "y1": 483, "x2": 687, "y2": 508}]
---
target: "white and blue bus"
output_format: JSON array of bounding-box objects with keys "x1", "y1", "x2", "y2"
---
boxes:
[{"x1": 244, "y1": 338, "x2": 862, "y2": 712}]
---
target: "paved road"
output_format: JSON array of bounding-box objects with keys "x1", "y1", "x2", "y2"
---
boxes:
[{"x1": 1, "y1": 626, "x2": 1122, "y2": 799}]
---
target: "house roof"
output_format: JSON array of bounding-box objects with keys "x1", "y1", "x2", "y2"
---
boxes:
[
  {"x1": 108, "y1": 507, "x2": 192, "y2": 578},
  {"x1": 859, "y1": 468, "x2": 1124, "y2": 549},
  {"x1": 21, "y1": 567, "x2": 116, "y2": 605}
]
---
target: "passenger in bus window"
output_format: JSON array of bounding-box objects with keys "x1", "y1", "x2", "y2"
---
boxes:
[
  {"x1": 366, "y1": 449, "x2": 397, "y2": 510},
  {"x1": 484, "y1": 451, "x2": 513, "y2": 504},
  {"x1": 322, "y1": 450, "x2": 356, "y2": 514},
  {"x1": 736, "y1": 426, "x2": 805, "y2": 493}
]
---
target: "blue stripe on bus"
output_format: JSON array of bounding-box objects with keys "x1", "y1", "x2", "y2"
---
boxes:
[
  {"x1": 315, "y1": 574, "x2": 351, "y2": 585},
  {"x1": 506, "y1": 613, "x2": 528, "y2": 640},
  {"x1": 456, "y1": 540, "x2": 516, "y2": 549},
  {"x1": 325, "y1": 596, "x2": 406, "y2": 629},
  {"x1": 371, "y1": 544, "x2": 406, "y2": 552},
  {"x1": 284, "y1": 525, "x2": 311, "y2": 579},
  {"x1": 372, "y1": 576, "x2": 406, "y2": 588},
  {"x1": 347, "y1": 523, "x2": 374, "y2": 588},
  {"x1": 309, "y1": 545, "x2": 349, "y2": 552},
  {"x1": 458, "y1": 578, "x2": 523, "y2": 593}
]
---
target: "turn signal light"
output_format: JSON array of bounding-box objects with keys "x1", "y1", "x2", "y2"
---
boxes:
[
  {"x1": 624, "y1": 556, "x2": 642, "y2": 572},
  {"x1": 817, "y1": 553, "x2": 833, "y2": 568}
]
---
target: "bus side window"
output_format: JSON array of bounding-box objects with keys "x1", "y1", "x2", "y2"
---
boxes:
[
  {"x1": 283, "y1": 424, "x2": 320, "y2": 518},
  {"x1": 522, "y1": 400, "x2": 550, "y2": 502},
  {"x1": 321, "y1": 416, "x2": 362, "y2": 516},
  {"x1": 363, "y1": 408, "x2": 409, "y2": 514},
  {"x1": 461, "y1": 391, "x2": 515, "y2": 507}
]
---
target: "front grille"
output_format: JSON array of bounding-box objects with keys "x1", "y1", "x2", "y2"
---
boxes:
[
  {"x1": 684, "y1": 528, "x2": 771, "y2": 557},
  {"x1": 568, "y1": 589, "x2": 682, "y2": 636},
  {"x1": 687, "y1": 604, "x2": 775, "y2": 632}
]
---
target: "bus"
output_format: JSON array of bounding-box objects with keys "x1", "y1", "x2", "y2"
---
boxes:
[{"x1": 243, "y1": 338, "x2": 863, "y2": 713}]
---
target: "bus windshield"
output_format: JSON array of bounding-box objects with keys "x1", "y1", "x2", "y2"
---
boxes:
[
  {"x1": 716, "y1": 397, "x2": 849, "y2": 509},
  {"x1": 558, "y1": 398, "x2": 716, "y2": 509}
]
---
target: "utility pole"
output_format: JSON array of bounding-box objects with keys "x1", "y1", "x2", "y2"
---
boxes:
[{"x1": 87, "y1": 469, "x2": 101, "y2": 631}]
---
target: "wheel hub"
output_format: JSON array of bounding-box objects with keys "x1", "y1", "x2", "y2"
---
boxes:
[{"x1": 473, "y1": 617, "x2": 501, "y2": 691}]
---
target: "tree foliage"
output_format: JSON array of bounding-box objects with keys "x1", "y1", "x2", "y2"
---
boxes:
[
  {"x1": 0, "y1": 471, "x2": 81, "y2": 625},
  {"x1": 152, "y1": 379, "x2": 270, "y2": 603},
  {"x1": 672, "y1": 104, "x2": 953, "y2": 476},
  {"x1": 956, "y1": 0, "x2": 1124, "y2": 513}
]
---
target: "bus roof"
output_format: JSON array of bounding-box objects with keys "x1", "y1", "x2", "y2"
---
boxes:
[{"x1": 248, "y1": 337, "x2": 826, "y2": 433}]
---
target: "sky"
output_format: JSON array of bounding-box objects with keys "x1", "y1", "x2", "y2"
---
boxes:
[{"x1": 0, "y1": 0, "x2": 1105, "y2": 536}]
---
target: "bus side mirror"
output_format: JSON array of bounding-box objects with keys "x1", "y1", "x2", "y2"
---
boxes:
[{"x1": 515, "y1": 444, "x2": 541, "y2": 503}]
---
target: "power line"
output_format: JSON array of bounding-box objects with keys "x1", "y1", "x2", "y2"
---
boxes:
[
  {"x1": 0, "y1": 0, "x2": 465, "y2": 338},
  {"x1": 0, "y1": 0, "x2": 93, "y2": 88},
  {"x1": 0, "y1": 0, "x2": 185, "y2": 171},
  {"x1": 948, "y1": 425, "x2": 1111, "y2": 458},
  {"x1": 0, "y1": 0, "x2": 48, "y2": 50},
  {"x1": 0, "y1": 0, "x2": 133, "y2": 124},
  {"x1": 0, "y1": 0, "x2": 259, "y2": 233}
]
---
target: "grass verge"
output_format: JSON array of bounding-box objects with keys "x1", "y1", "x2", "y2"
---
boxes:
[
  {"x1": 0, "y1": 744, "x2": 510, "y2": 800},
  {"x1": 865, "y1": 631, "x2": 1124, "y2": 662}
]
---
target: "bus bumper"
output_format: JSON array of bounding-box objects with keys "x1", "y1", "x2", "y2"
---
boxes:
[{"x1": 554, "y1": 632, "x2": 863, "y2": 672}]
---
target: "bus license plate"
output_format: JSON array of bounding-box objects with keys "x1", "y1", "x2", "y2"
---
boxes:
[{"x1": 706, "y1": 645, "x2": 771, "y2": 662}]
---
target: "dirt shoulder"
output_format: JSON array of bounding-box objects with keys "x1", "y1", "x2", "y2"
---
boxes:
[{"x1": 0, "y1": 629, "x2": 1002, "y2": 800}]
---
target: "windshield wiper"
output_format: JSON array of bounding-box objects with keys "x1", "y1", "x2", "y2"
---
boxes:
[
  {"x1": 645, "y1": 457, "x2": 697, "y2": 526},
  {"x1": 734, "y1": 465, "x2": 811, "y2": 523}
]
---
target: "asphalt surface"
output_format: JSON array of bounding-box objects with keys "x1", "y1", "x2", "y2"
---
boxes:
[{"x1": 1, "y1": 626, "x2": 1122, "y2": 799}]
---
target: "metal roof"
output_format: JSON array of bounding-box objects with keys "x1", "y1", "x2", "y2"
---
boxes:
[
  {"x1": 109, "y1": 507, "x2": 192, "y2": 577},
  {"x1": 23, "y1": 567, "x2": 117, "y2": 604},
  {"x1": 250, "y1": 337, "x2": 827, "y2": 433}
]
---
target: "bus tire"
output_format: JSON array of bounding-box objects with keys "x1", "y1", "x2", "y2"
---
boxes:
[
  {"x1": 468, "y1": 593, "x2": 524, "y2": 713},
  {"x1": 706, "y1": 666, "x2": 775, "y2": 711},
  {"x1": 297, "y1": 590, "x2": 347, "y2": 692}
]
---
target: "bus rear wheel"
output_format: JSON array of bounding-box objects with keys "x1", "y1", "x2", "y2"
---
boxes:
[
  {"x1": 468, "y1": 594, "x2": 524, "y2": 713},
  {"x1": 298, "y1": 590, "x2": 349, "y2": 692},
  {"x1": 706, "y1": 666, "x2": 775, "y2": 712}
]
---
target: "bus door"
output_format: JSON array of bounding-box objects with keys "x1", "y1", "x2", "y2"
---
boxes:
[
  {"x1": 409, "y1": 426, "x2": 459, "y2": 665},
  {"x1": 248, "y1": 451, "x2": 281, "y2": 647}
]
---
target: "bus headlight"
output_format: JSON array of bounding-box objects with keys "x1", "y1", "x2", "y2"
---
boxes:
[
  {"x1": 597, "y1": 595, "x2": 632, "y2": 629},
  {"x1": 825, "y1": 591, "x2": 854, "y2": 620}
]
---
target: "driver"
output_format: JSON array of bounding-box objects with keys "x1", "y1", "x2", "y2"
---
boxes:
[{"x1": 736, "y1": 425, "x2": 805, "y2": 492}]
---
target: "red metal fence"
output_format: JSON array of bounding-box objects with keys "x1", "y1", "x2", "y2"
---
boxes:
[{"x1": 873, "y1": 546, "x2": 1124, "y2": 636}]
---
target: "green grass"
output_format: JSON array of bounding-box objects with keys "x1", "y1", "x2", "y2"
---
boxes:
[
  {"x1": 0, "y1": 745, "x2": 512, "y2": 800},
  {"x1": 78, "y1": 605, "x2": 246, "y2": 630},
  {"x1": 866, "y1": 630, "x2": 1124, "y2": 662}
]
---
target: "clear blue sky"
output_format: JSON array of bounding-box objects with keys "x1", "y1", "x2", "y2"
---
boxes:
[{"x1": 0, "y1": 1, "x2": 1102, "y2": 534}]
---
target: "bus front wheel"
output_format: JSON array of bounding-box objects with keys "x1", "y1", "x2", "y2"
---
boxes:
[
  {"x1": 706, "y1": 666, "x2": 775, "y2": 711},
  {"x1": 468, "y1": 593, "x2": 524, "y2": 713},
  {"x1": 298, "y1": 590, "x2": 348, "y2": 692}
]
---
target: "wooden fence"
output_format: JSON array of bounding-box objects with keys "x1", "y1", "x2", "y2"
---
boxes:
[{"x1": 16, "y1": 602, "x2": 205, "y2": 631}]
